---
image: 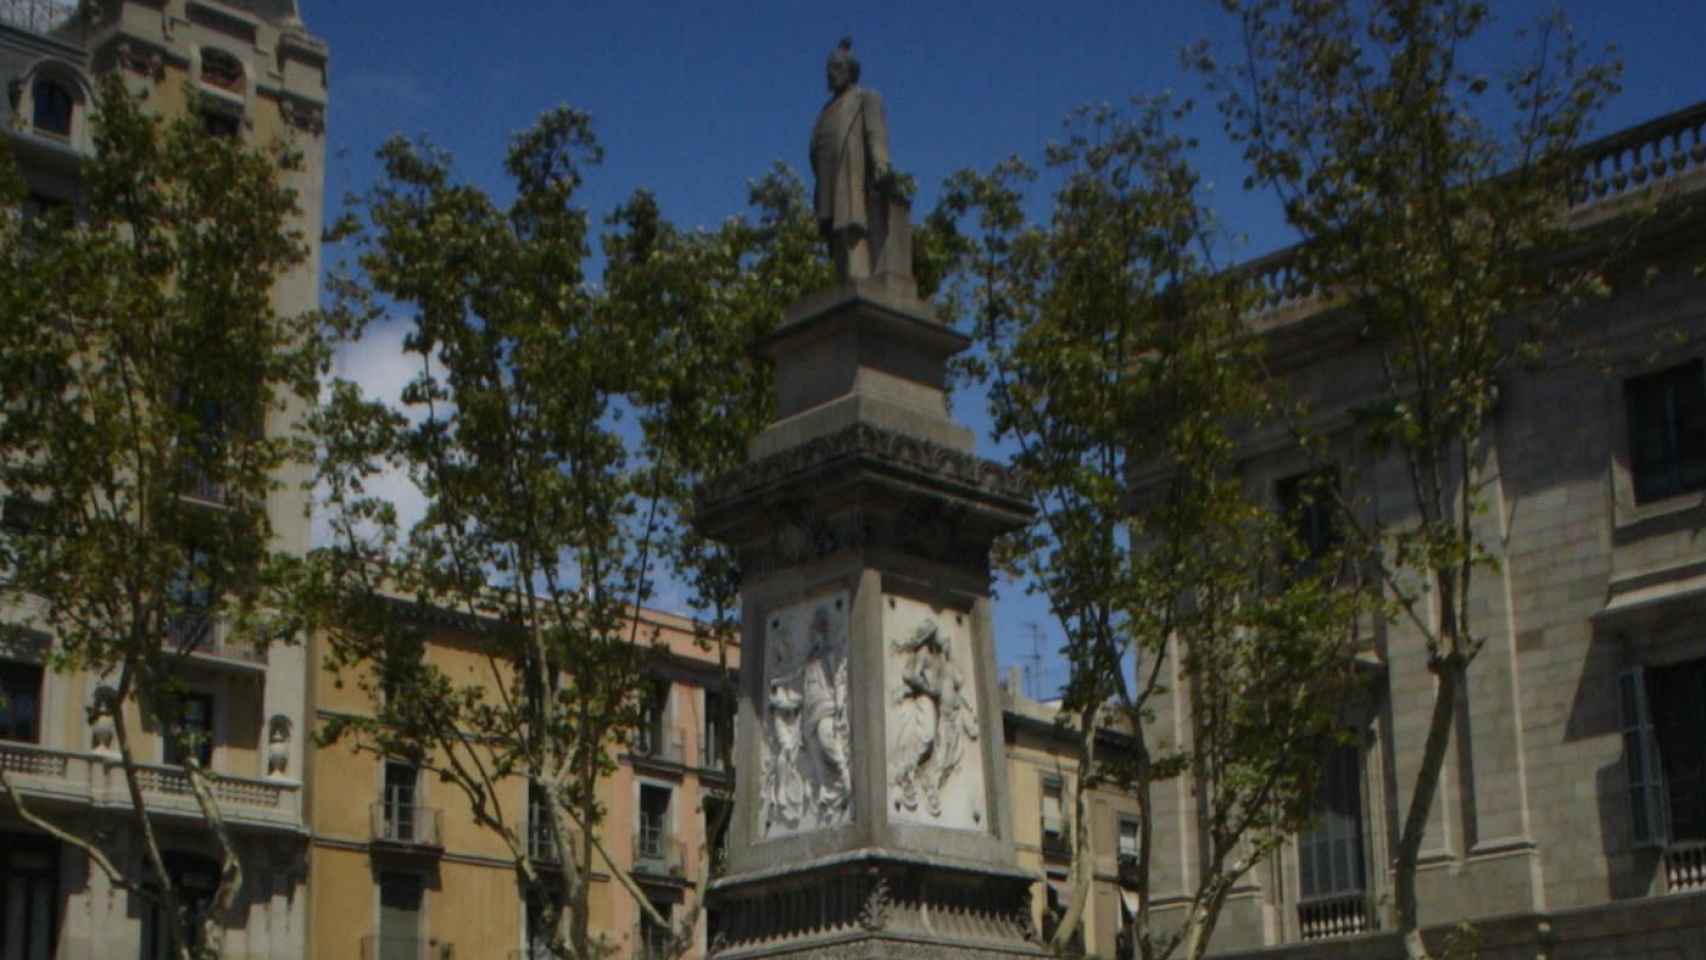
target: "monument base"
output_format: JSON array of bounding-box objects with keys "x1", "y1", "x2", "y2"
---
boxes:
[{"x1": 709, "y1": 851, "x2": 1047, "y2": 960}]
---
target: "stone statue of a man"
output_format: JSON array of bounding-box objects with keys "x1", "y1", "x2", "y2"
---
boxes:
[{"x1": 810, "y1": 37, "x2": 892, "y2": 281}]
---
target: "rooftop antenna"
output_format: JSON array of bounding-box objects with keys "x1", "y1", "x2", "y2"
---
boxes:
[{"x1": 1022, "y1": 622, "x2": 1046, "y2": 700}]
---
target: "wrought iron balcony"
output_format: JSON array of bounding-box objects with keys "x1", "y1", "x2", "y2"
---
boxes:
[
  {"x1": 168, "y1": 613, "x2": 267, "y2": 669},
  {"x1": 1040, "y1": 819, "x2": 1072, "y2": 859},
  {"x1": 632, "y1": 829, "x2": 683, "y2": 878},
  {"x1": 359, "y1": 935, "x2": 454, "y2": 960},
  {"x1": 371, "y1": 801, "x2": 444, "y2": 851},
  {"x1": 631, "y1": 725, "x2": 686, "y2": 767},
  {"x1": 1117, "y1": 852, "x2": 1140, "y2": 888}
]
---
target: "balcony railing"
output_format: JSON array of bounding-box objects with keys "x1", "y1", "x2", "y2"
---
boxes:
[
  {"x1": 359, "y1": 935, "x2": 453, "y2": 960},
  {"x1": 0, "y1": 740, "x2": 302, "y2": 828},
  {"x1": 1040, "y1": 819, "x2": 1072, "y2": 859},
  {"x1": 1572, "y1": 101, "x2": 1706, "y2": 210},
  {"x1": 168, "y1": 614, "x2": 267, "y2": 667},
  {"x1": 371, "y1": 801, "x2": 443, "y2": 850},
  {"x1": 632, "y1": 830, "x2": 683, "y2": 878},
  {"x1": 632, "y1": 725, "x2": 686, "y2": 766},
  {"x1": 1117, "y1": 852, "x2": 1140, "y2": 888},
  {"x1": 1665, "y1": 840, "x2": 1706, "y2": 893},
  {"x1": 1298, "y1": 891, "x2": 1371, "y2": 941},
  {"x1": 0, "y1": 0, "x2": 74, "y2": 34}
]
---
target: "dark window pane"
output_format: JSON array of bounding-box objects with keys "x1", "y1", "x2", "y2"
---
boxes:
[
  {"x1": 1626, "y1": 361, "x2": 1706, "y2": 503},
  {"x1": 1299, "y1": 743, "x2": 1365, "y2": 898},
  {"x1": 31, "y1": 79, "x2": 72, "y2": 137},
  {"x1": 0, "y1": 662, "x2": 43, "y2": 743},
  {"x1": 1648, "y1": 660, "x2": 1706, "y2": 841}
]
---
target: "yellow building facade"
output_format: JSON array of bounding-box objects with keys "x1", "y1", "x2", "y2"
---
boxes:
[
  {"x1": 0, "y1": 2, "x2": 327, "y2": 958},
  {"x1": 304, "y1": 605, "x2": 739, "y2": 960}
]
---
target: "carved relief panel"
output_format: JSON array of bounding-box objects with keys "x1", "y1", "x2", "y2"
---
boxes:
[
  {"x1": 758, "y1": 590, "x2": 853, "y2": 839},
  {"x1": 883, "y1": 596, "x2": 988, "y2": 831}
]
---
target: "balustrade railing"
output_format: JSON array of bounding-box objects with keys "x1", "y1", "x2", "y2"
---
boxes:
[
  {"x1": 0, "y1": 0, "x2": 75, "y2": 34},
  {"x1": 1664, "y1": 840, "x2": 1706, "y2": 893},
  {"x1": 1572, "y1": 102, "x2": 1706, "y2": 209},
  {"x1": 0, "y1": 741, "x2": 300, "y2": 825},
  {"x1": 371, "y1": 801, "x2": 444, "y2": 848},
  {"x1": 1298, "y1": 891, "x2": 1371, "y2": 940},
  {"x1": 167, "y1": 613, "x2": 267, "y2": 666}
]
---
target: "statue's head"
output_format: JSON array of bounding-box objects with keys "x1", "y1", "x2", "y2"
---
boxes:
[{"x1": 826, "y1": 37, "x2": 860, "y2": 94}]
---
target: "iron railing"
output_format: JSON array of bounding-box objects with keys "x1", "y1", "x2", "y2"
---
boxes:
[{"x1": 371, "y1": 801, "x2": 443, "y2": 849}]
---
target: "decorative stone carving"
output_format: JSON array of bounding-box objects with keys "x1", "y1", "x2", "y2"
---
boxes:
[
  {"x1": 278, "y1": 97, "x2": 325, "y2": 136},
  {"x1": 858, "y1": 876, "x2": 893, "y2": 932},
  {"x1": 89, "y1": 685, "x2": 118, "y2": 753},
  {"x1": 811, "y1": 37, "x2": 903, "y2": 283},
  {"x1": 885, "y1": 598, "x2": 986, "y2": 829},
  {"x1": 266, "y1": 714, "x2": 292, "y2": 776},
  {"x1": 759, "y1": 591, "x2": 853, "y2": 838},
  {"x1": 700, "y1": 422, "x2": 1029, "y2": 512}
]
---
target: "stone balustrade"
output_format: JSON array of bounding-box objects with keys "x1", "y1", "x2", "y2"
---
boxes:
[
  {"x1": 1298, "y1": 891, "x2": 1372, "y2": 940},
  {"x1": 0, "y1": 739, "x2": 301, "y2": 829},
  {"x1": 1664, "y1": 840, "x2": 1706, "y2": 893},
  {"x1": 0, "y1": 0, "x2": 74, "y2": 34},
  {"x1": 1572, "y1": 101, "x2": 1706, "y2": 209}
]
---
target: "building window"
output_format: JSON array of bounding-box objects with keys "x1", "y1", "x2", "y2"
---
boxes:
[
  {"x1": 1041, "y1": 776, "x2": 1068, "y2": 858},
  {"x1": 30, "y1": 78, "x2": 73, "y2": 138},
  {"x1": 703, "y1": 687, "x2": 728, "y2": 771},
  {"x1": 0, "y1": 662, "x2": 44, "y2": 743},
  {"x1": 1625, "y1": 360, "x2": 1706, "y2": 504},
  {"x1": 199, "y1": 49, "x2": 244, "y2": 93},
  {"x1": 1278, "y1": 469, "x2": 1339, "y2": 574},
  {"x1": 635, "y1": 681, "x2": 667, "y2": 759},
  {"x1": 1644, "y1": 659, "x2": 1706, "y2": 843},
  {"x1": 162, "y1": 691, "x2": 214, "y2": 768},
  {"x1": 142, "y1": 851, "x2": 218, "y2": 960},
  {"x1": 202, "y1": 110, "x2": 241, "y2": 139},
  {"x1": 636, "y1": 783, "x2": 672, "y2": 868},
  {"x1": 1297, "y1": 743, "x2": 1369, "y2": 939},
  {"x1": 381, "y1": 761, "x2": 420, "y2": 843},
  {"x1": 0, "y1": 833, "x2": 58, "y2": 960},
  {"x1": 639, "y1": 897, "x2": 673, "y2": 960},
  {"x1": 704, "y1": 795, "x2": 730, "y2": 879},
  {"x1": 528, "y1": 780, "x2": 557, "y2": 864},
  {"x1": 376, "y1": 871, "x2": 423, "y2": 960},
  {"x1": 1117, "y1": 816, "x2": 1139, "y2": 860}
]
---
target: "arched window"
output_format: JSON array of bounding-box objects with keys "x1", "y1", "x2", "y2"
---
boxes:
[
  {"x1": 200, "y1": 48, "x2": 243, "y2": 93},
  {"x1": 31, "y1": 78, "x2": 73, "y2": 137}
]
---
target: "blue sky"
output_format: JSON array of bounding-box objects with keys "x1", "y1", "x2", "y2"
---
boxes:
[{"x1": 309, "y1": 0, "x2": 1706, "y2": 693}]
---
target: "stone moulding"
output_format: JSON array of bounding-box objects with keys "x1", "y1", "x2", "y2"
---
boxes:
[{"x1": 699, "y1": 422, "x2": 1030, "y2": 521}]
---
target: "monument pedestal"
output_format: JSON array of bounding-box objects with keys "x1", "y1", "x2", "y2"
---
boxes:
[{"x1": 699, "y1": 276, "x2": 1044, "y2": 960}]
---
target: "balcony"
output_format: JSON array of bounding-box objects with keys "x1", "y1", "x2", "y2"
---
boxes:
[
  {"x1": 0, "y1": 0, "x2": 74, "y2": 34},
  {"x1": 632, "y1": 829, "x2": 683, "y2": 879},
  {"x1": 1664, "y1": 840, "x2": 1706, "y2": 893},
  {"x1": 371, "y1": 801, "x2": 444, "y2": 852},
  {"x1": 0, "y1": 740, "x2": 302, "y2": 830},
  {"x1": 359, "y1": 935, "x2": 454, "y2": 960},
  {"x1": 1117, "y1": 852, "x2": 1140, "y2": 888},
  {"x1": 169, "y1": 614, "x2": 267, "y2": 671},
  {"x1": 1040, "y1": 819, "x2": 1072, "y2": 859},
  {"x1": 1298, "y1": 891, "x2": 1372, "y2": 941},
  {"x1": 631, "y1": 725, "x2": 687, "y2": 769}
]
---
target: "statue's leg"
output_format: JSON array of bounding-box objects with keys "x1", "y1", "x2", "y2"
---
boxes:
[{"x1": 834, "y1": 226, "x2": 870, "y2": 280}]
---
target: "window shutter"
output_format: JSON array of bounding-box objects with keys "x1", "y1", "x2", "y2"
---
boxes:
[{"x1": 1619, "y1": 667, "x2": 1667, "y2": 847}]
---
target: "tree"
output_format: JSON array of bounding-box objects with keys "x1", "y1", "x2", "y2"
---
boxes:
[
  {"x1": 1209, "y1": 2, "x2": 1619, "y2": 956},
  {"x1": 932, "y1": 99, "x2": 1365, "y2": 960},
  {"x1": 0, "y1": 76, "x2": 324, "y2": 958},
  {"x1": 308, "y1": 106, "x2": 827, "y2": 959}
]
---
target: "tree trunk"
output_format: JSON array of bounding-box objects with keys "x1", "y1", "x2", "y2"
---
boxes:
[
  {"x1": 1051, "y1": 706, "x2": 1099, "y2": 955},
  {"x1": 1392, "y1": 573, "x2": 1468, "y2": 960}
]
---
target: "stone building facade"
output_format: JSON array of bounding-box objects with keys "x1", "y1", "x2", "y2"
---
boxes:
[
  {"x1": 0, "y1": 2, "x2": 327, "y2": 958},
  {"x1": 1146, "y1": 101, "x2": 1706, "y2": 959}
]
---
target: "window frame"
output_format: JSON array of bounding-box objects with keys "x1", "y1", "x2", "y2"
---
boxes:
[
  {"x1": 161, "y1": 689, "x2": 216, "y2": 769},
  {"x1": 1624, "y1": 358, "x2": 1706, "y2": 506},
  {"x1": 0, "y1": 660, "x2": 45, "y2": 744},
  {"x1": 29, "y1": 76, "x2": 74, "y2": 138}
]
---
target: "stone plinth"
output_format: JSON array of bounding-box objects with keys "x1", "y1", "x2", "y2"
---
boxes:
[{"x1": 700, "y1": 282, "x2": 1043, "y2": 959}]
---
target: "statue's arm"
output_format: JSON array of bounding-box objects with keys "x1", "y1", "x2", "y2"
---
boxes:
[{"x1": 862, "y1": 89, "x2": 891, "y2": 181}]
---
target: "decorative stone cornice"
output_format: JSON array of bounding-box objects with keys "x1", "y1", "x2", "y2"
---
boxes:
[{"x1": 700, "y1": 422, "x2": 1030, "y2": 517}]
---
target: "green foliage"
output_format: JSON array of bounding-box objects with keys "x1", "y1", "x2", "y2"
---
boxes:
[
  {"x1": 309, "y1": 107, "x2": 825, "y2": 958},
  {"x1": 1208, "y1": 3, "x2": 1619, "y2": 956},
  {"x1": 932, "y1": 98, "x2": 1365, "y2": 960},
  {"x1": 0, "y1": 74, "x2": 324, "y2": 959}
]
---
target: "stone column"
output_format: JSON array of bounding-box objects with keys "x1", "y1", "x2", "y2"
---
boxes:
[{"x1": 700, "y1": 234, "x2": 1044, "y2": 959}]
